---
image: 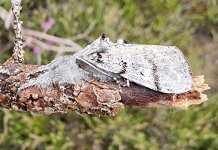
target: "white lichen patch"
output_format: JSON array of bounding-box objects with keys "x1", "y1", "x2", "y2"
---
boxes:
[
  {"x1": 0, "y1": 67, "x2": 10, "y2": 74},
  {"x1": 44, "y1": 107, "x2": 55, "y2": 115},
  {"x1": 14, "y1": 68, "x2": 21, "y2": 74}
]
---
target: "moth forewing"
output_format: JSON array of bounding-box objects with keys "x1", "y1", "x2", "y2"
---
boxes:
[
  {"x1": 76, "y1": 57, "x2": 120, "y2": 80},
  {"x1": 77, "y1": 37, "x2": 192, "y2": 94}
]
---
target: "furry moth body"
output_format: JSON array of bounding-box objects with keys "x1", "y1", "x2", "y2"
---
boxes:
[{"x1": 76, "y1": 34, "x2": 192, "y2": 94}]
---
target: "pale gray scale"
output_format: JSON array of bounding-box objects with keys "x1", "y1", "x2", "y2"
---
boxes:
[
  {"x1": 121, "y1": 56, "x2": 158, "y2": 91},
  {"x1": 118, "y1": 44, "x2": 191, "y2": 93},
  {"x1": 76, "y1": 57, "x2": 115, "y2": 82},
  {"x1": 19, "y1": 56, "x2": 93, "y2": 92},
  {"x1": 79, "y1": 43, "x2": 192, "y2": 93},
  {"x1": 107, "y1": 45, "x2": 161, "y2": 91},
  {"x1": 95, "y1": 52, "x2": 127, "y2": 74},
  {"x1": 141, "y1": 45, "x2": 192, "y2": 93},
  {"x1": 118, "y1": 48, "x2": 158, "y2": 91},
  {"x1": 82, "y1": 44, "x2": 159, "y2": 91},
  {"x1": 45, "y1": 56, "x2": 92, "y2": 85}
]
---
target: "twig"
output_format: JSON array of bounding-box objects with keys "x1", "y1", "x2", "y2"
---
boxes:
[
  {"x1": 0, "y1": 6, "x2": 14, "y2": 29},
  {"x1": 23, "y1": 28, "x2": 83, "y2": 51},
  {"x1": 0, "y1": 6, "x2": 8, "y2": 20},
  {"x1": 11, "y1": 0, "x2": 24, "y2": 63},
  {"x1": 71, "y1": 22, "x2": 95, "y2": 41},
  {"x1": 5, "y1": 9, "x2": 13, "y2": 29},
  {"x1": 24, "y1": 36, "x2": 81, "y2": 52}
]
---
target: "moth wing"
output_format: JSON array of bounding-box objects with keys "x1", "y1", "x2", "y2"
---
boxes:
[
  {"x1": 80, "y1": 44, "x2": 192, "y2": 94},
  {"x1": 119, "y1": 45, "x2": 192, "y2": 93}
]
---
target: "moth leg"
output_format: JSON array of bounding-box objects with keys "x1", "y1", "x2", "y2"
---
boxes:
[
  {"x1": 124, "y1": 79, "x2": 130, "y2": 87},
  {"x1": 173, "y1": 94, "x2": 177, "y2": 101},
  {"x1": 118, "y1": 79, "x2": 130, "y2": 87},
  {"x1": 113, "y1": 77, "x2": 122, "y2": 91}
]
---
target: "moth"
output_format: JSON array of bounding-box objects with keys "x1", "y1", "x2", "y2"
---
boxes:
[{"x1": 75, "y1": 34, "x2": 192, "y2": 94}]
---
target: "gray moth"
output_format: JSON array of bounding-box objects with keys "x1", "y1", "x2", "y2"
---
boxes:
[
  {"x1": 75, "y1": 34, "x2": 192, "y2": 94},
  {"x1": 19, "y1": 34, "x2": 192, "y2": 95}
]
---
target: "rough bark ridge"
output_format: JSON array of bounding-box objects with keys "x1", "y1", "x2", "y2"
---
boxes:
[{"x1": 0, "y1": 0, "x2": 210, "y2": 116}]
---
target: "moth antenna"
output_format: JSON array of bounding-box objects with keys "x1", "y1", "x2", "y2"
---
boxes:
[
  {"x1": 99, "y1": 33, "x2": 112, "y2": 50},
  {"x1": 126, "y1": 79, "x2": 130, "y2": 87},
  {"x1": 117, "y1": 39, "x2": 128, "y2": 44},
  {"x1": 101, "y1": 33, "x2": 108, "y2": 40}
]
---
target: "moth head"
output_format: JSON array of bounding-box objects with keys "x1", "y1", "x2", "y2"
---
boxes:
[
  {"x1": 98, "y1": 33, "x2": 112, "y2": 48},
  {"x1": 101, "y1": 33, "x2": 108, "y2": 40},
  {"x1": 81, "y1": 33, "x2": 113, "y2": 56}
]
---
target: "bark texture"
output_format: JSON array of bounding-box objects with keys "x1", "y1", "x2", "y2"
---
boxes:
[{"x1": 0, "y1": 61, "x2": 210, "y2": 116}]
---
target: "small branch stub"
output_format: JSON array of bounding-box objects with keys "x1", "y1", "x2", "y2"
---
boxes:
[{"x1": 11, "y1": 0, "x2": 24, "y2": 63}]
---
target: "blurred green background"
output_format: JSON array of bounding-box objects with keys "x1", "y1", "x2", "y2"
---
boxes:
[{"x1": 0, "y1": 0, "x2": 218, "y2": 149}]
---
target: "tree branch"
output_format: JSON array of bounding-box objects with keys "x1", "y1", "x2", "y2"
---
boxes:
[{"x1": 0, "y1": 61, "x2": 210, "y2": 116}]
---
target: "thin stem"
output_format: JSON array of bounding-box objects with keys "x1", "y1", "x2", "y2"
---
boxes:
[{"x1": 11, "y1": 0, "x2": 24, "y2": 63}]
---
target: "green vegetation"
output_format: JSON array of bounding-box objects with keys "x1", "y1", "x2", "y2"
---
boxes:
[{"x1": 0, "y1": 0, "x2": 217, "y2": 149}]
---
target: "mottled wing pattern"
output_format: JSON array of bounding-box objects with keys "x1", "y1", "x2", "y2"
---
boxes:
[
  {"x1": 121, "y1": 44, "x2": 192, "y2": 93},
  {"x1": 81, "y1": 44, "x2": 192, "y2": 94}
]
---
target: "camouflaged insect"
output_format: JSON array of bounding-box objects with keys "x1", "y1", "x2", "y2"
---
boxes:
[{"x1": 76, "y1": 34, "x2": 192, "y2": 94}]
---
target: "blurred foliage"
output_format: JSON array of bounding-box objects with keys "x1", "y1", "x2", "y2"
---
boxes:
[{"x1": 0, "y1": 0, "x2": 218, "y2": 149}]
